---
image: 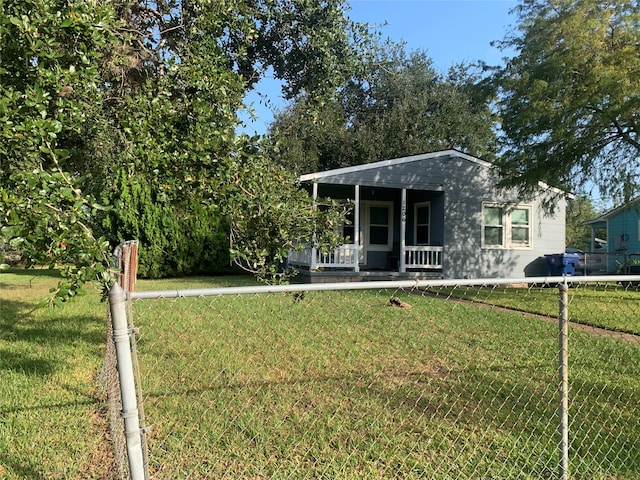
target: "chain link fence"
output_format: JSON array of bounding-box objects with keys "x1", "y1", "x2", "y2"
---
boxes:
[{"x1": 106, "y1": 276, "x2": 640, "y2": 479}]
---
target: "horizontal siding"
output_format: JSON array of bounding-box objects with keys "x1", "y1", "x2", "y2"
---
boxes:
[
  {"x1": 608, "y1": 207, "x2": 640, "y2": 254},
  {"x1": 440, "y1": 159, "x2": 565, "y2": 279},
  {"x1": 314, "y1": 156, "x2": 460, "y2": 190}
]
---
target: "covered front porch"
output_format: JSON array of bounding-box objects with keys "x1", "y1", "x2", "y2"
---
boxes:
[{"x1": 288, "y1": 182, "x2": 445, "y2": 276}]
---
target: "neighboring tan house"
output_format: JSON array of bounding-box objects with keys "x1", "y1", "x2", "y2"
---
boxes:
[
  {"x1": 586, "y1": 198, "x2": 640, "y2": 273},
  {"x1": 288, "y1": 149, "x2": 568, "y2": 280}
]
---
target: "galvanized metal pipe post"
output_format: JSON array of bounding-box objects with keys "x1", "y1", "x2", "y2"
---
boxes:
[
  {"x1": 109, "y1": 283, "x2": 146, "y2": 480},
  {"x1": 558, "y1": 281, "x2": 570, "y2": 480}
]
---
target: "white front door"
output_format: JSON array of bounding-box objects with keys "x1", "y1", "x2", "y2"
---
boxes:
[{"x1": 360, "y1": 201, "x2": 394, "y2": 264}]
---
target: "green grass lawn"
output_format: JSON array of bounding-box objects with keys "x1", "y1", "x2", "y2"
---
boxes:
[
  {"x1": 132, "y1": 284, "x2": 640, "y2": 479},
  {"x1": 1, "y1": 270, "x2": 639, "y2": 479},
  {"x1": 0, "y1": 270, "x2": 258, "y2": 479},
  {"x1": 426, "y1": 282, "x2": 640, "y2": 335},
  {"x1": 0, "y1": 269, "x2": 111, "y2": 479}
]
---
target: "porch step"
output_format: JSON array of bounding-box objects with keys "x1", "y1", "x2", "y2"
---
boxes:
[{"x1": 293, "y1": 270, "x2": 443, "y2": 284}]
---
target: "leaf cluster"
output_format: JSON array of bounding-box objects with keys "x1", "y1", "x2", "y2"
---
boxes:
[
  {"x1": 491, "y1": 0, "x2": 640, "y2": 202},
  {"x1": 1, "y1": 169, "x2": 113, "y2": 306},
  {"x1": 1, "y1": 0, "x2": 364, "y2": 302},
  {"x1": 224, "y1": 146, "x2": 349, "y2": 284},
  {"x1": 1, "y1": 0, "x2": 117, "y2": 303},
  {"x1": 269, "y1": 42, "x2": 498, "y2": 173}
]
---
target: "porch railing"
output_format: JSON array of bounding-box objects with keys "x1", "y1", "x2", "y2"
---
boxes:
[
  {"x1": 404, "y1": 246, "x2": 443, "y2": 269},
  {"x1": 289, "y1": 244, "x2": 443, "y2": 271},
  {"x1": 316, "y1": 244, "x2": 359, "y2": 268},
  {"x1": 288, "y1": 244, "x2": 359, "y2": 270}
]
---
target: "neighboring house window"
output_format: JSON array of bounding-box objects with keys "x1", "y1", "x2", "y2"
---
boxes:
[
  {"x1": 367, "y1": 202, "x2": 393, "y2": 250},
  {"x1": 414, "y1": 202, "x2": 430, "y2": 245},
  {"x1": 483, "y1": 204, "x2": 532, "y2": 248}
]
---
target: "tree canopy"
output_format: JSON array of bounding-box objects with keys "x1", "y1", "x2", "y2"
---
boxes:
[
  {"x1": 269, "y1": 43, "x2": 498, "y2": 174},
  {"x1": 491, "y1": 0, "x2": 640, "y2": 202},
  {"x1": 565, "y1": 195, "x2": 601, "y2": 250},
  {"x1": 0, "y1": 0, "x2": 363, "y2": 301}
]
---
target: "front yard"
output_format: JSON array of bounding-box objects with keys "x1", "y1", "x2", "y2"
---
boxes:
[{"x1": 1, "y1": 270, "x2": 639, "y2": 478}]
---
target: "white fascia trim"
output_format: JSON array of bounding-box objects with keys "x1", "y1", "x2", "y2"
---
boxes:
[{"x1": 299, "y1": 150, "x2": 483, "y2": 182}]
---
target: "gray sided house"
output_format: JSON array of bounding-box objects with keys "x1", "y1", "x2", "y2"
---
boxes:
[{"x1": 288, "y1": 150, "x2": 567, "y2": 280}]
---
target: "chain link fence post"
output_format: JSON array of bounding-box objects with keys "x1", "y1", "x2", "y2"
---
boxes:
[
  {"x1": 558, "y1": 280, "x2": 569, "y2": 480},
  {"x1": 109, "y1": 282, "x2": 146, "y2": 480},
  {"x1": 114, "y1": 240, "x2": 149, "y2": 474}
]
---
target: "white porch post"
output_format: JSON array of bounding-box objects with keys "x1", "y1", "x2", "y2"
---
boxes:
[
  {"x1": 354, "y1": 184, "x2": 360, "y2": 273},
  {"x1": 311, "y1": 182, "x2": 318, "y2": 271},
  {"x1": 400, "y1": 188, "x2": 407, "y2": 273}
]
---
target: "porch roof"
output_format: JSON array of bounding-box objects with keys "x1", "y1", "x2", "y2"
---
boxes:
[
  {"x1": 585, "y1": 197, "x2": 640, "y2": 224},
  {"x1": 299, "y1": 149, "x2": 567, "y2": 195},
  {"x1": 300, "y1": 150, "x2": 490, "y2": 181}
]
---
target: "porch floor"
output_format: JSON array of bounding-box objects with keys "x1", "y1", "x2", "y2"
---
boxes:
[{"x1": 292, "y1": 269, "x2": 443, "y2": 284}]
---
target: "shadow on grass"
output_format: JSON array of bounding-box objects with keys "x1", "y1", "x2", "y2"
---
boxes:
[
  {"x1": 1, "y1": 297, "x2": 104, "y2": 377},
  {"x1": 0, "y1": 347, "x2": 58, "y2": 377},
  {"x1": 0, "y1": 268, "x2": 62, "y2": 289},
  {"x1": 0, "y1": 395, "x2": 97, "y2": 416},
  {"x1": 0, "y1": 453, "x2": 45, "y2": 480},
  {"x1": 8, "y1": 313, "x2": 105, "y2": 345}
]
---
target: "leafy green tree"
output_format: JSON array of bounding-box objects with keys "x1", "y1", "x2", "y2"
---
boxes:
[
  {"x1": 222, "y1": 0, "x2": 369, "y2": 101},
  {"x1": 1, "y1": 0, "x2": 364, "y2": 299},
  {"x1": 491, "y1": 0, "x2": 640, "y2": 201},
  {"x1": 91, "y1": 0, "x2": 362, "y2": 279},
  {"x1": 225, "y1": 150, "x2": 348, "y2": 283},
  {"x1": 269, "y1": 43, "x2": 498, "y2": 173},
  {"x1": 566, "y1": 195, "x2": 600, "y2": 250},
  {"x1": 0, "y1": 0, "x2": 117, "y2": 304},
  {"x1": 268, "y1": 98, "x2": 358, "y2": 174},
  {"x1": 94, "y1": 40, "x2": 244, "y2": 277}
]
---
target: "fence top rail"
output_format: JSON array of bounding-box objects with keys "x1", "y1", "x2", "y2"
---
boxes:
[{"x1": 128, "y1": 274, "x2": 640, "y2": 300}]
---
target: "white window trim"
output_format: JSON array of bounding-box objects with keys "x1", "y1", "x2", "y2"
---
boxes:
[
  {"x1": 510, "y1": 206, "x2": 532, "y2": 248},
  {"x1": 364, "y1": 201, "x2": 394, "y2": 252},
  {"x1": 482, "y1": 204, "x2": 505, "y2": 247},
  {"x1": 414, "y1": 201, "x2": 431, "y2": 245},
  {"x1": 482, "y1": 203, "x2": 533, "y2": 250}
]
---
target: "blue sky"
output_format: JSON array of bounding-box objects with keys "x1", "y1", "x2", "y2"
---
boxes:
[
  {"x1": 240, "y1": 0, "x2": 518, "y2": 135},
  {"x1": 347, "y1": 0, "x2": 517, "y2": 73}
]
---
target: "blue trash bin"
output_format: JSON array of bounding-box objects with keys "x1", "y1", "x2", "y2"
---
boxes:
[
  {"x1": 545, "y1": 254, "x2": 561, "y2": 275},
  {"x1": 545, "y1": 253, "x2": 579, "y2": 276}
]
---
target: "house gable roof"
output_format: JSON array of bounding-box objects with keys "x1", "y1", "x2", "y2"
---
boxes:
[
  {"x1": 586, "y1": 197, "x2": 640, "y2": 224},
  {"x1": 299, "y1": 149, "x2": 491, "y2": 183},
  {"x1": 299, "y1": 149, "x2": 567, "y2": 196}
]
